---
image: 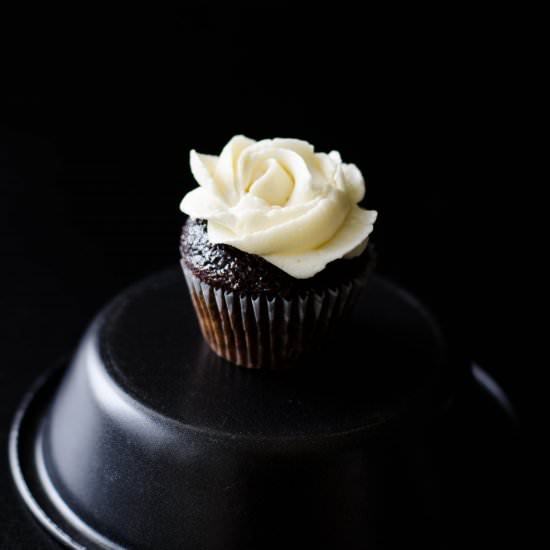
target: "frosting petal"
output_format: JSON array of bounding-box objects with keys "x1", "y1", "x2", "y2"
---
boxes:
[{"x1": 263, "y1": 207, "x2": 378, "y2": 278}]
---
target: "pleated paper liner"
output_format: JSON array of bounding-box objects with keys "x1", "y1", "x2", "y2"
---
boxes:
[{"x1": 182, "y1": 263, "x2": 369, "y2": 369}]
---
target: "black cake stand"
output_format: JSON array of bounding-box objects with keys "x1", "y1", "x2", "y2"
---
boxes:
[{"x1": 9, "y1": 270, "x2": 519, "y2": 549}]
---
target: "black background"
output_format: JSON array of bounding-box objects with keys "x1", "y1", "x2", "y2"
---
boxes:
[{"x1": 0, "y1": 7, "x2": 538, "y2": 548}]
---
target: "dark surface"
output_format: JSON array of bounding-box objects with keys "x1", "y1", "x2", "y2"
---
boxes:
[
  {"x1": 0, "y1": 6, "x2": 537, "y2": 548},
  {"x1": 100, "y1": 271, "x2": 448, "y2": 435},
  {"x1": 10, "y1": 269, "x2": 515, "y2": 549},
  {"x1": 181, "y1": 218, "x2": 373, "y2": 294}
]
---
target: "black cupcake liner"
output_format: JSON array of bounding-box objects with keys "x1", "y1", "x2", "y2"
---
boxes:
[{"x1": 182, "y1": 263, "x2": 368, "y2": 369}]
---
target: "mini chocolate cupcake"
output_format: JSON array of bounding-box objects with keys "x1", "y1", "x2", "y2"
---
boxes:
[{"x1": 180, "y1": 135, "x2": 377, "y2": 369}]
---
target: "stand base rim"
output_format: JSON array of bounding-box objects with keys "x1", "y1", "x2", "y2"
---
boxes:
[
  {"x1": 9, "y1": 365, "x2": 121, "y2": 550},
  {"x1": 9, "y1": 361, "x2": 515, "y2": 549}
]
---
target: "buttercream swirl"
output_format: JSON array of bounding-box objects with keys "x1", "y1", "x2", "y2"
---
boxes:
[{"x1": 180, "y1": 135, "x2": 377, "y2": 278}]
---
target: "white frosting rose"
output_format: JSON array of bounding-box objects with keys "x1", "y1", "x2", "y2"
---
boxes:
[{"x1": 180, "y1": 135, "x2": 377, "y2": 279}]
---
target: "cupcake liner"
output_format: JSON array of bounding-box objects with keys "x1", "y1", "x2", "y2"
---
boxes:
[{"x1": 181, "y1": 263, "x2": 369, "y2": 369}]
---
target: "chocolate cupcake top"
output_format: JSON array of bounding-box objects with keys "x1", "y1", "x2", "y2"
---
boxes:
[
  {"x1": 180, "y1": 136, "x2": 377, "y2": 279},
  {"x1": 180, "y1": 218, "x2": 373, "y2": 296}
]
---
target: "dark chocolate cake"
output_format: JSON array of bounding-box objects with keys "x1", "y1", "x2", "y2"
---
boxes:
[{"x1": 180, "y1": 218, "x2": 374, "y2": 296}]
